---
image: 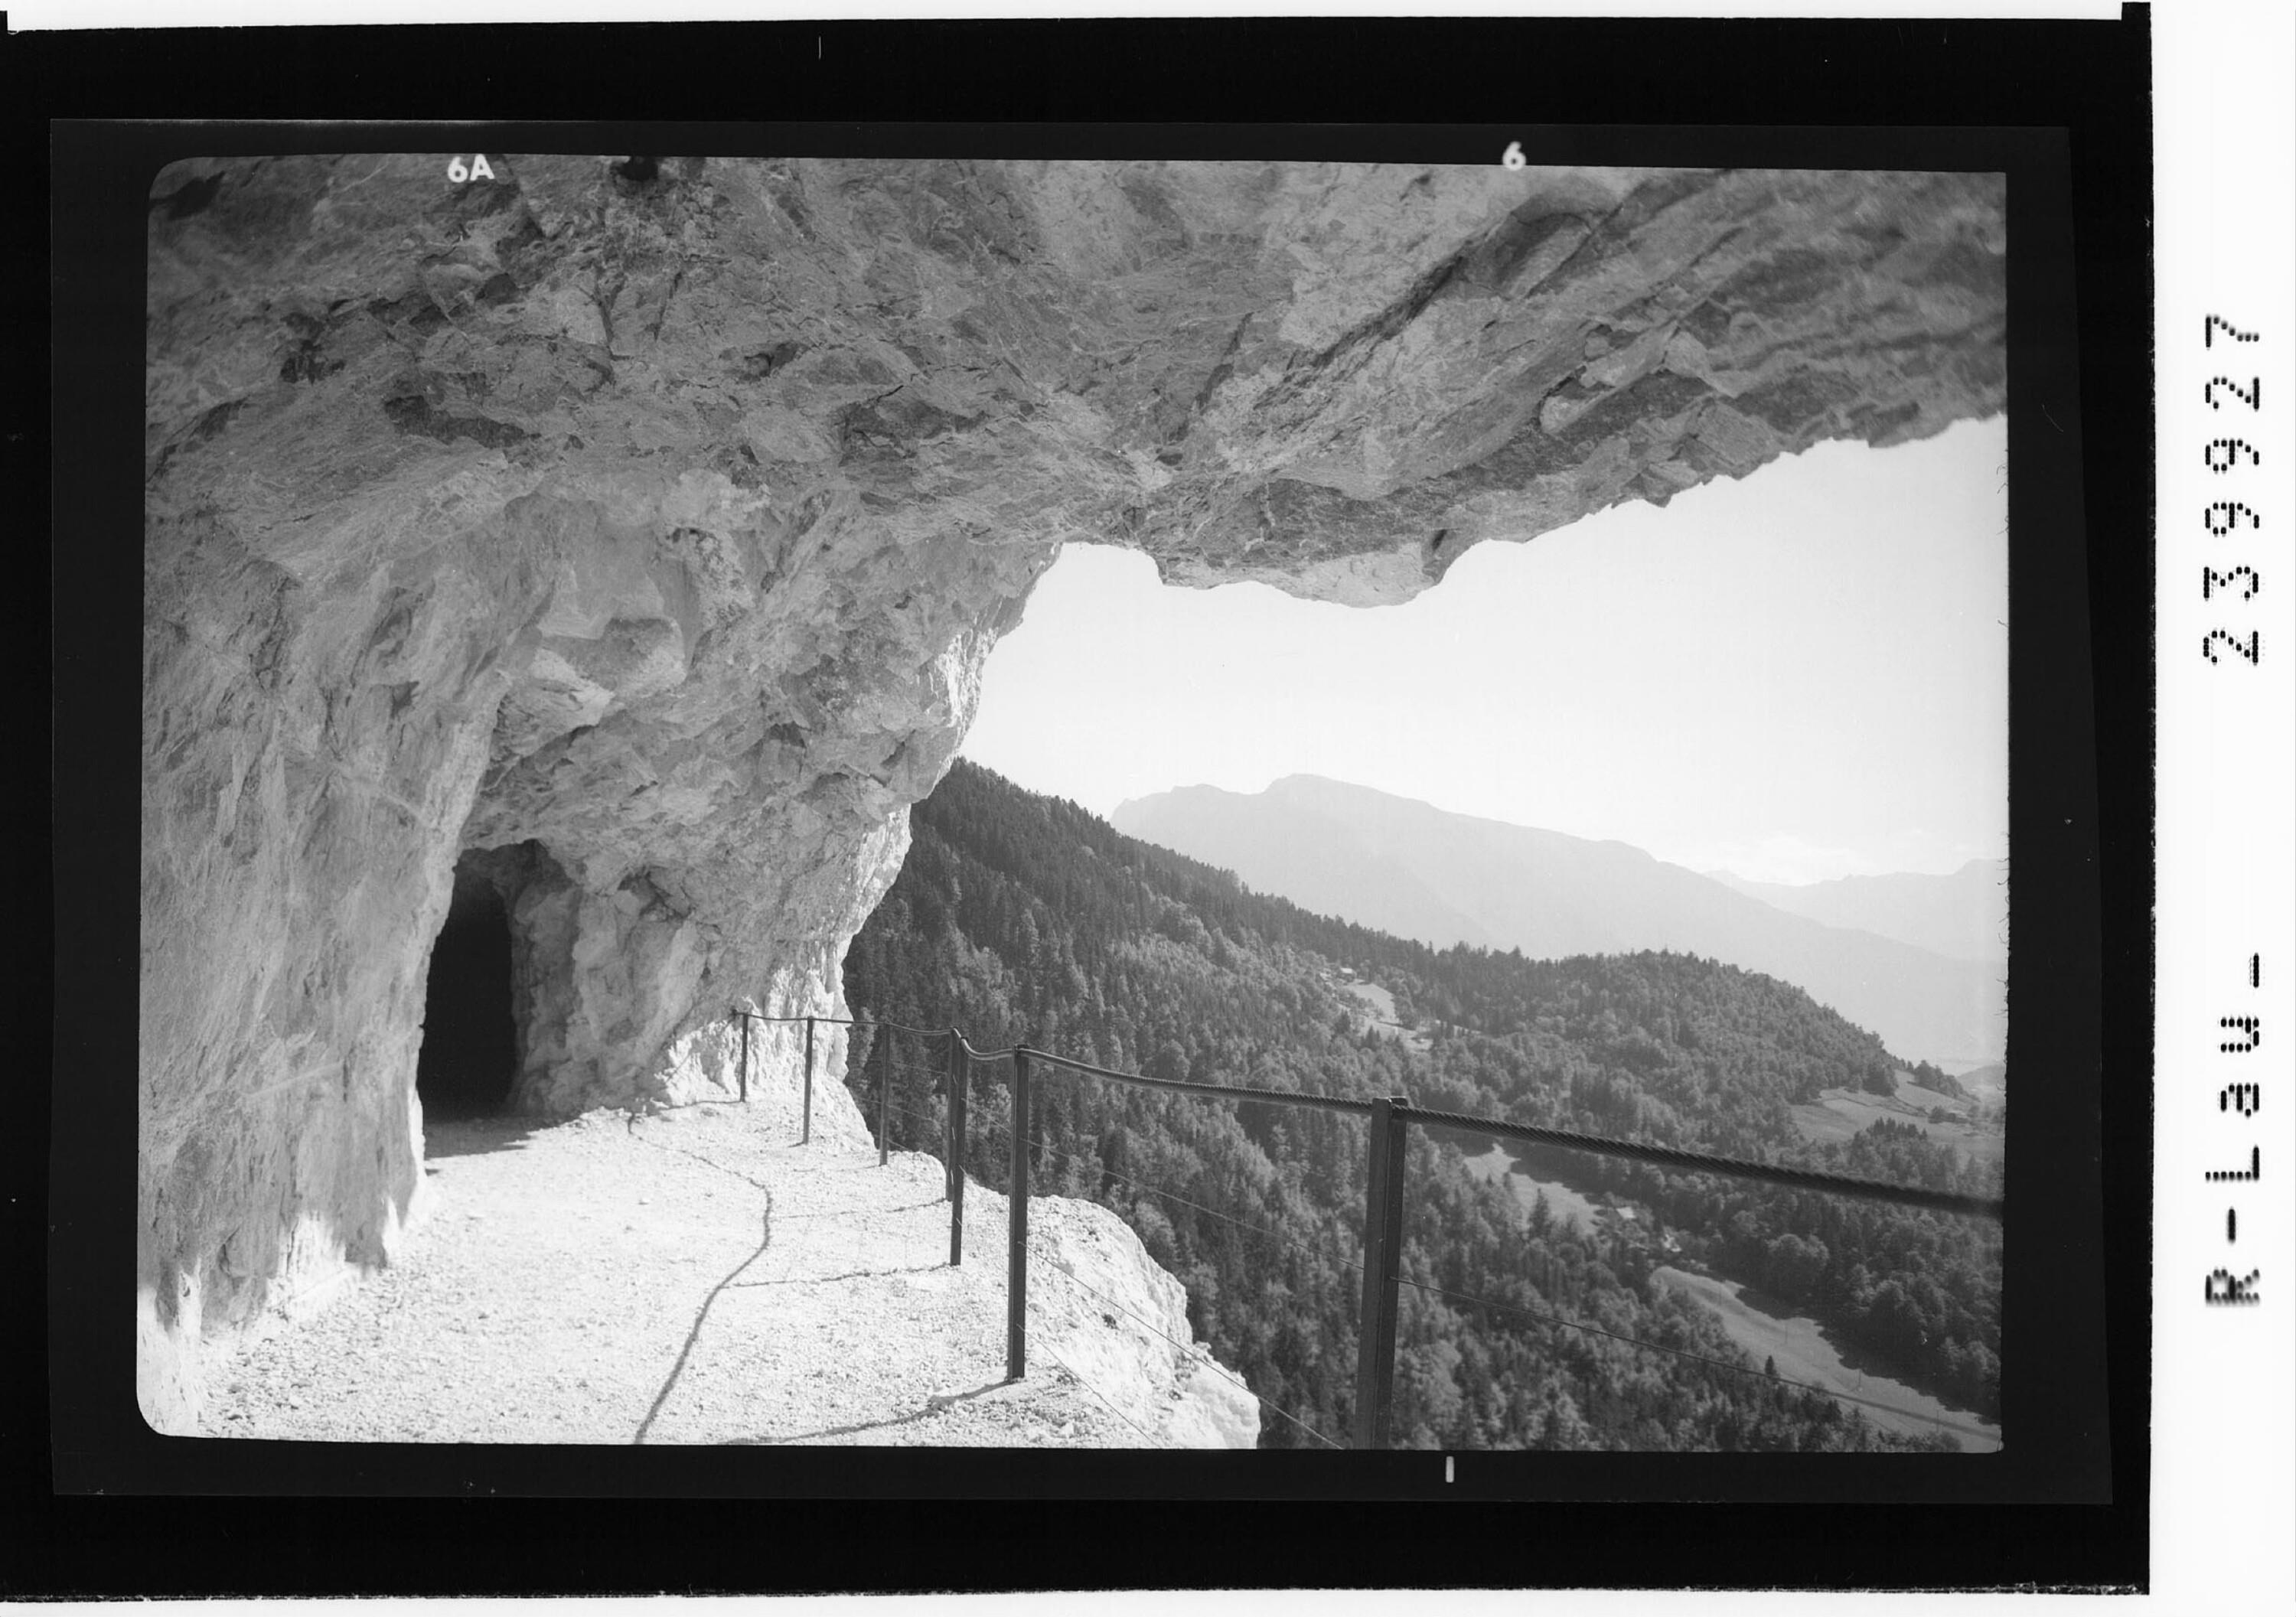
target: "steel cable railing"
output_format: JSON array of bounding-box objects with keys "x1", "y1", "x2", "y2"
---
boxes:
[
  {"x1": 884, "y1": 1098, "x2": 942, "y2": 1136},
  {"x1": 1029, "y1": 1136, "x2": 1365, "y2": 1280},
  {"x1": 1039, "y1": 1344, "x2": 1171, "y2": 1448},
  {"x1": 1015, "y1": 1044, "x2": 1377, "y2": 1116},
  {"x1": 727, "y1": 1005, "x2": 2004, "y2": 1449},
  {"x1": 1404, "y1": 1105, "x2": 2004, "y2": 1221},
  {"x1": 1022, "y1": 1135, "x2": 1362, "y2": 1448},
  {"x1": 742, "y1": 1010, "x2": 951, "y2": 1040},
  {"x1": 881, "y1": 1122, "x2": 1189, "y2": 1449},
  {"x1": 846, "y1": 1037, "x2": 1307, "y2": 1448},
  {"x1": 1032, "y1": 1121, "x2": 1982, "y2": 1447},
  {"x1": 1045, "y1": 1249, "x2": 1345, "y2": 1451}
]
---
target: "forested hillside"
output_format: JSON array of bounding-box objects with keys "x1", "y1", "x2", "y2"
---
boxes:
[{"x1": 841, "y1": 760, "x2": 2001, "y2": 1449}]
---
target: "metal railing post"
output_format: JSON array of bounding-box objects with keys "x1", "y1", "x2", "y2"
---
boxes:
[
  {"x1": 947, "y1": 1029, "x2": 967, "y2": 1266},
  {"x1": 738, "y1": 1009, "x2": 750, "y2": 1104},
  {"x1": 1352, "y1": 1094, "x2": 1410, "y2": 1449},
  {"x1": 876, "y1": 1024, "x2": 891, "y2": 1167},
  {"x1": 801, "y1": 1016, "x2": 815, "y2": 1144},
  {"x1": 1006, "y1": 1048, "x2": 1032, "y2": 1381}
]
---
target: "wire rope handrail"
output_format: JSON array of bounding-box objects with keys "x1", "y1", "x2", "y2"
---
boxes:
[
  {"x1": 885, "y1": 1100, "x2": 942, "y2": 1135},
  {"x1": 1015, "y1": 1044, "x2": 1377, "y2": 1115},
  {"x1": 976, "y1": 1113, "x2": 1979, "y2": 1447},
  {"x1": 1402, "y1": 1104, "x2": 2004, "y2": 1221},
  {"x1": 863, "y1": 1070, "x2": 1339, "y2": 1448},
  {"x1": 1028, "y1": 1137, "x2": 1365, "y2": 1279},
  {"x1": 1049, "y1": 1255, "x2": 1345, "y2": 1451},
  {"x1": 1039, "y1": 1344, "x2": 1172, "y2": 1449},
  {"x1": 730, "y1": 1000, "x2": 2004, "y2": 1447},
  {"x1": 735, "y1": 1009, "x2": 954, "y2": 1041},
  {"x1": 732, "y1": 1005, "x2": 2001, "y2": 1222}
]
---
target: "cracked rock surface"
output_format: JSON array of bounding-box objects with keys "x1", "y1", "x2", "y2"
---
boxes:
[{"x1": 141, "y1": 155, "x2": 2004, "y2": 1431}]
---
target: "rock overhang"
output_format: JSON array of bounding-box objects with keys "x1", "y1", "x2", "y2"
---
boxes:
[{"x1": 138, "y1": 154, "x2": 2005, "y2": 1430}]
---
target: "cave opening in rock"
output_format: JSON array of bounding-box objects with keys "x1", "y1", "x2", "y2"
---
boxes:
[{"x1": 416, "y1": 861, "x2": 519, "y2": 1119}]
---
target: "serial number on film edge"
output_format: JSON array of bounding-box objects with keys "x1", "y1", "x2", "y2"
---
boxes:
[{"x1": 2202, "y1": 316, "x2": 2266, "y2": 666}]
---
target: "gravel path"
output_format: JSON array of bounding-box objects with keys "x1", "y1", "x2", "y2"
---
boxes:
[{"x1": 199, "y1": 1100, "x2": 1255, "y2": 1447}]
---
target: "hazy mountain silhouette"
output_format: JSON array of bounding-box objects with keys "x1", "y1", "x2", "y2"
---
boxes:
[
  {"x1": 1110, "y1": 775, "x2": 2004, "y2": 1064},
  {"x1": 1952, "y1": 1060, "x2": 2007, "y2": 1102},
  {"x1": 1704, "y1": 860, "x2": 2007, "y2": 965}
]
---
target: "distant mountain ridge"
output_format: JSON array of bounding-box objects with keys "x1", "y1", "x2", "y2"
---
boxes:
[
  {"x1": 1704, "y1": 861, "x2": 2007, "y2": 965},
  {"x1": 1110, "y1": 775, "x2": 2004, "y2": 1065}
]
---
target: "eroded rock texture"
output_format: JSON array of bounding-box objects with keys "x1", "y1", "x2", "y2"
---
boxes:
[{"x1": 141, "y1": 155, "x2": 2005, "y2": 1430}]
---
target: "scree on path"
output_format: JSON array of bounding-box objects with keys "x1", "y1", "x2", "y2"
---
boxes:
[{"x1": 196, "y1": 1101, "x2": 1246, "y2": 1448}]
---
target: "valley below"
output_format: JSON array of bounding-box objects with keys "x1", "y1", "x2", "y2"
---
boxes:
[
  {"x1": 843, "y1": 760, "x2": 2006, "y2": 1451},
  {"x1": 1450, "y1": 1131, "x2": 2001, "y2": 1452},
  {"x1": 1456, "y1": 1140, "x2": 1606, "y2": 1234},
  {"x1": 1650, "y1": 1268, "x2": 2001, "y2": 1452},
  {"x1": 1792, "y1": 1081, "x2": 2004, "y2": 1169}
]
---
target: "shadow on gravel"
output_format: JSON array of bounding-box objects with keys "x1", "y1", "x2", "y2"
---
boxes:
[
  {"x1": 732, "y1": 1263, "x2": 941, "y2": 1289},
  {"x1": 743, "y1": 1378, "x2": 1012, "y2": 1445},
  {"x1": 626, "y1": 1131, "x2": 781, "y2": 1192},
  {"x1": 634, "y1": 1196, "x2": 776, "y2": 1445},
  {"x1": 863, "y1": 1198, "x2": 950, "y2": 1218},
  {"x1": 423, "y1": 1117, "x2": 554, "y2": 1159},
  {"x1": 755, "y1": 1197, "x2": 951, "y2": 1227}
]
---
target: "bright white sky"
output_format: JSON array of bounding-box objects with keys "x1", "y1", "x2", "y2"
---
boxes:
[{"x1": 960, "y1": 415, "x2": 2008, "y2": 885}]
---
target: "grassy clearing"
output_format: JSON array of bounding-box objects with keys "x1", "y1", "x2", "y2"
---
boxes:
[
  {"x1": 1789, "y1": 1082, "x2": 2004, "y2": 1171},
  {"x1": 1652, "y1": 1266, "x2": 2001, "y2": 1452},
  {"x1": 1336, "y1": 976, "x2": 1433, "y2": 1054},
  {"x1": 1456, "y1": 1143, "x2": 1605, "y2": 1233}
]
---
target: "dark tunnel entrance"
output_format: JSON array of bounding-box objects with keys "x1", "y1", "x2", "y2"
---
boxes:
[{"x1": 416, "y1": 862, "x2": 519, "y2": 1118}]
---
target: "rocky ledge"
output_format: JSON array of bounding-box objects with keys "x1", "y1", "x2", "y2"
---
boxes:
[
  {"x1": 191, "y1": 1064, "x2": 1258, "y2": 1449},
  {"x1": 141, "y1": 155, "x2": 2004, "y2": 1430}
]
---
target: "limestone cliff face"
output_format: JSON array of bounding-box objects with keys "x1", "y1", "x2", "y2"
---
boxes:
[
  {"x1": 140, "y1": 155, "x2": 2004, "y2": 1430},
  {"x1": 1025, "y1": 1193, "x2": 1261, "y2": 1449}
]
